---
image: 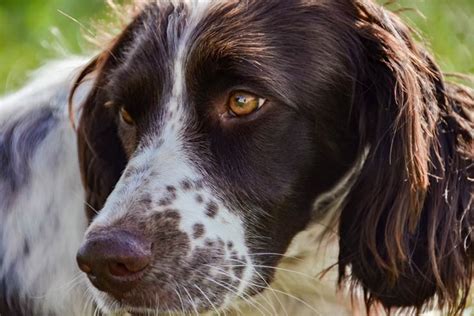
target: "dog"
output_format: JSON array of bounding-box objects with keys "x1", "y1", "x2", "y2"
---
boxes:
[{"x1": 0, "y1": 0, "x2": 472, "y2": 315}]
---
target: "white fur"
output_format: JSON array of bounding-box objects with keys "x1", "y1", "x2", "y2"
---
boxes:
[
  {"x1": 1, "y1": 3, "x2": 470, "y2": 314},
  {"x1": 0, "y1": 58, "x2": 463, "y2": 315},
  {"x1": 86, "y1": 3, "x2": 255, "y2": 312},
  {"x1": 0, "y1": 58, "x2": 93, "y2": 315}
]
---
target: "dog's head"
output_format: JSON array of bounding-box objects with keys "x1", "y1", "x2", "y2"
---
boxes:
[{"x1": 71, "y1": 0, "x2": 473, "y2": 314}]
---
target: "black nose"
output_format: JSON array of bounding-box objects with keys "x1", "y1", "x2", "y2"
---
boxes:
[{"x1": 76, "y1": 229, "x2": 151, "y2": 298}]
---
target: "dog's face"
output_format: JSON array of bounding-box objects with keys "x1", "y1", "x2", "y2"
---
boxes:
[
  {"x1": 73, "y1": 0, "x2": 473, "y2": 314},
  {"x1": 75, "y1": 1, "x2": 358, "y2": 313}
]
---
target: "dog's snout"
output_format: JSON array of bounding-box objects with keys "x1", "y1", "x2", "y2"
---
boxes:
[{"x1": 76, "y1": 229, "x2": 151, "y2": 297}]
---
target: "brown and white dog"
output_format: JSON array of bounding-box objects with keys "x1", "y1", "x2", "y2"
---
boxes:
[{"x1": 0, "y1": 0, "x2": 472, "y2": 315}]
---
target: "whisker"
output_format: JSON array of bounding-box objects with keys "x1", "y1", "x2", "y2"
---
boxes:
[
  {"x1": 181, "y1": 285, "x2": 199, "y2": 316},
  {"x1": 84, "y1": 200, "x2": 100, "y2": 215},
  {"x1": 219, "y1": 270, "x2": 321, "y2": 315},
  {"x1": 206, "y1": 265, "x2": 278, "y2": 316},
  {"x1": 268, "y1": 288, "x2": 323, "y2": 316},
  {"x1": 231, "y1": 259, "x2": 289, "y2": 316},
  {"x1": 220, "y1": 262, "x2": 318, "y2": 281},
  {"x1": 204, "y1": 276, "x2": 271, "y2": 316},
  {"x1": 247, "y1": 252, "x2": 305, "y2": 262},
  {"x1": 73, "y1": 191, "x2": 100, "y2": 215},
  {"x1": 194, "y1": 284, "x2": 221, "y2": 316},
  {"x1": 211, "y1": 266, "x2": 322, "y2": 316},
  {"x1": 174, "y1": 285, "x2": 187, "y2": 316}
]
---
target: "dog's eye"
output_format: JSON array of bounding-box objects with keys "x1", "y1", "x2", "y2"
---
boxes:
[
  {"x1": 120, "y1": 107, "x2": 135, "y2": 125},
  {"x1": 228, "y1": 91, "x2": 266, "y2": 116}
]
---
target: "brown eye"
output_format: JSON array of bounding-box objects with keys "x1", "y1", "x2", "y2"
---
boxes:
[
  {"x1": 120, "y1": 107, "x2": 135, "y2": 125},
  {"x1": 228, "y1": 91, "x2": 266, "y2": 116}
]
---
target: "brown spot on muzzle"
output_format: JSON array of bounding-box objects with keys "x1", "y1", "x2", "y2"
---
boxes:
[
  {"x1": 181, "y1": 180, "x2": 192, "y2": 190},
  {"x1": 195, "y1": 194, "x2": 204, "y2": 203},
  {"x1": 158, "y1": 188, "x2": 178, "y2": 206},
  {"x1": 193, "y1": 223, "x2": 205, "y2": 239},
  {"x1": 205, "y1": 201, "x2": 218, "y2": 218},
  {"x1": 85, "y1": 206, "x2": 249, "y2": 313}
]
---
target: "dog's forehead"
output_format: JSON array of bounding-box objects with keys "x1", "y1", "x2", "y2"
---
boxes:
[
  {"x1": 107, "y1": 0, "x2": 343, "y2": 122},
  {"x1": 121, "y1": 1, "x2": 267, "y2": 73}
]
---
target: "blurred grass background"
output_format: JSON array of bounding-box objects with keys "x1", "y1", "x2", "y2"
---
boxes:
[{"x1": 0, "y1": 0, "x2": 473, "y2": 94}]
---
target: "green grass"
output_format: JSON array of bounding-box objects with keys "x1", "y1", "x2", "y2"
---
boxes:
[
  {"x1": 392, "y1": 0, "x2": 473, "y2": 74},
  {"x1": 0, "y1": 0, "x2": 473, "y2": 94},
  {"x1": 0, "y1": 0, "x2": 106, "y2": 93}
]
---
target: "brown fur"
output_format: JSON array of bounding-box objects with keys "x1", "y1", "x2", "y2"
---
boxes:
[
  {"x1": 69, "y1": 0, "x2": 473, "y2": 314},
  {"x1": 336, "y1": 1, "x2": 473, "y2": 314}
]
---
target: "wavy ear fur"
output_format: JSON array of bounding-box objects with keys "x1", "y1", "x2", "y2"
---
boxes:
[
  {"x1": 338, "y1": 0, "x2": 473, "y2": 314},
  {"x1": 69, "y1": 12, "x2": 146, "y2": 220}
]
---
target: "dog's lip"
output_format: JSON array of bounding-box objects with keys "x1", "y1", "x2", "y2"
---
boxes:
[
  {"x1": 87, "y1": 273, "x2": 145, "y2": 300},
  {"x1": 113, "y1": 306, "x2": 167, "y2": 316},
  {"x1": 127, "y1": 311, "x2": 153, "y2": 316},
  {"x1": 100, "y1": 290, "x2": 182, "y2": 315}
]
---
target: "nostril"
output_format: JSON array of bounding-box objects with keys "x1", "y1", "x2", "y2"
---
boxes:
[
  {"x1": 108, "y1": 254, "x2": 151, "y2": 277},
  {"x1": 78, "y1": 262, "x2": 92, "y2": 274},
  {"x1": 77, "y1": 229, "x2": 151, "y2": 280},
  {"x1": 109, "y1": 262, "x2": 132, "y2": 277},
  {"x1": 124, "y1": 255, "x2": 151, "y2": 273}
]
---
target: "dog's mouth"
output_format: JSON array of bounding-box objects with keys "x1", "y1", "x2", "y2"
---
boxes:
[
  {"x1": 93, "y1": 283, "x2": 230, "y2": 316},
  {"x1": 84, "y1": 256, "x2": 275, "y2": 316},
  {"x1": 79, "y1": 201, "x2": 261, "y2": 315},
  {"x1": 102, "y1": 301, "x2": 190, "y2": 316},
  {"x1": 85, "y1": 254, "x2": 259, "y2": 315},
  {"x1": 85, "y1": 268, "x2": 235, "y2": 315}
]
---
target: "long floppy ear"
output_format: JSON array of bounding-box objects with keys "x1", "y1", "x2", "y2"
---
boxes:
[
  {"x1": 338, "y1": 1, "x2": 473, "y2": 313},
  {"x1": 69, "y1": 13, "x2": 144, "y2": 220}
]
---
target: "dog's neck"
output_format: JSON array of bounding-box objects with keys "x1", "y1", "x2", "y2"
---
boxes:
[{"x1": 224, "y1": 155, "x2": 367, "y2": 316}]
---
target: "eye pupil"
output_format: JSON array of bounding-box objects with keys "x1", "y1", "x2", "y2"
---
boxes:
[{"x1": 235, "y1": 96, "x2": 247, "y2": 106}]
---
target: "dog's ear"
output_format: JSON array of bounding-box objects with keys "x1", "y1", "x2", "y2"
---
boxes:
[
  {"x1": 69, "y1": 13, "x2": 144, "y2": 221},
  {"x1": 338, "y1": 1, "x2": 472, "y2": 313}
]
